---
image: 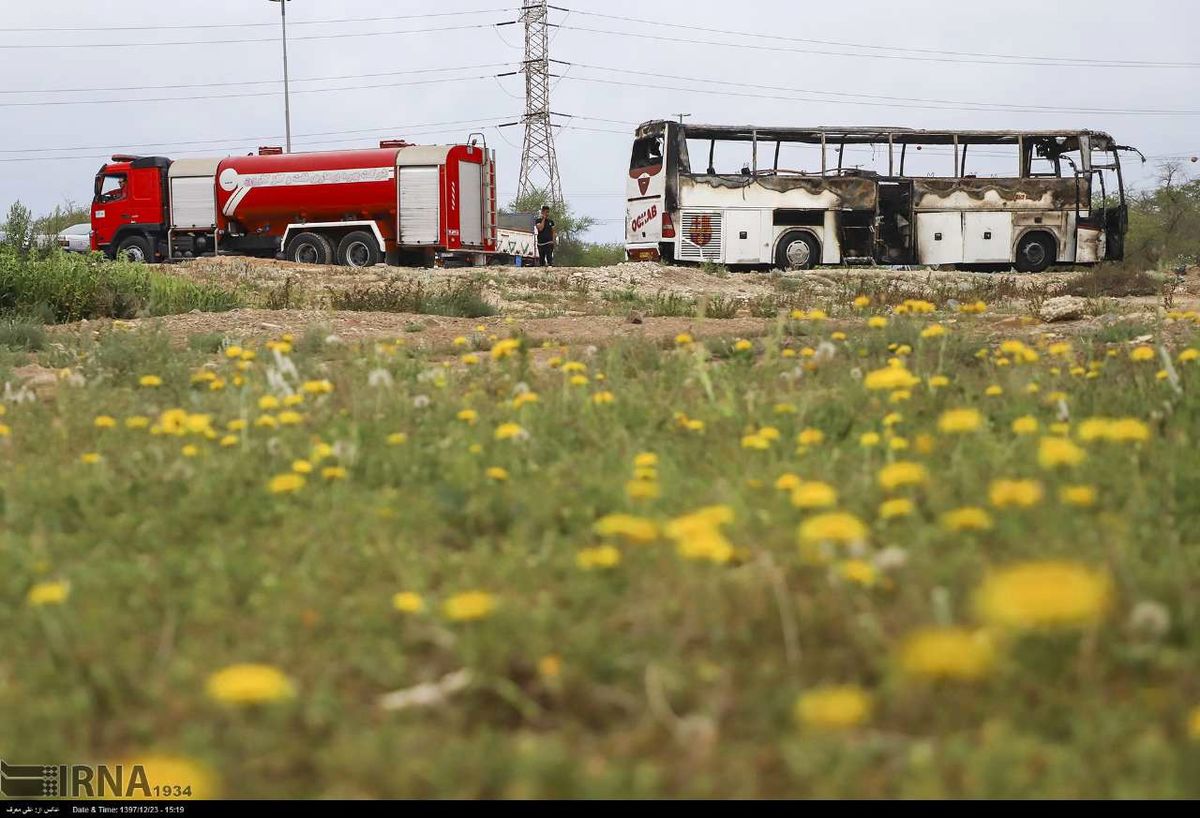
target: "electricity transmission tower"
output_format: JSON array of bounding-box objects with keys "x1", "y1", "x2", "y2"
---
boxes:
[{"x1": 516, "y1": 0, "x2": 563, "y2": 207}]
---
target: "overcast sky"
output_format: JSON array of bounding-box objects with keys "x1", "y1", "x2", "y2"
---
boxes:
[{"x1": 1, "y1": 0, "x2": 1197, "y2": 242}]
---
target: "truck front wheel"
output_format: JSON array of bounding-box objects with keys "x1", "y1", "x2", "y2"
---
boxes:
[
  {"x1": 286, "y1": 232, "x2": 334, "y2": 265},
  {"x1": 336, "y1": 231, "x2": 381, "y2": 268},
  {"x1": 116, "y1": 235, "x2": 153, "y2": 264}
]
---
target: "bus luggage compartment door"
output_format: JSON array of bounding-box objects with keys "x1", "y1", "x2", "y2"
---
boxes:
[
  {"x1": 722, "y1": 210, "x2": 766, "y2": 264},
  {"x1": 963, "y1": 212, "x2": 1013, "y2": 264},
  {"x1": 916, "y1": 212, "x2": 964, "y2": 265}
]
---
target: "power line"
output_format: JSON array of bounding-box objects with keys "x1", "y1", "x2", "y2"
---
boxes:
[
  {"x1": 555, "y1": 23, "x2": 1200, "y2": 70},
  {"x1": 0, "y1": 73, "x2": 497, "y2": 108},
  {"x1": 1, "y1": 8, "x2": 509, "y2": 33},
  {"x1": 0, "y1": 117, "x2": 520, "y2": 162},
  {"x1": 551, "y1": 6, "x2": 1199, "y2": 69},
  {"x1": 559, "y1": 74, "x2": 1200, "y2": 118},
  {"x1": 0, "y1": 62, "x2": 514, "y2": 96},
  {"x1": 561, "y1": 62, "x2": 1200, "y2": 116},
  {"x1": 0, "y1": 22, "x2": 505, "y2": 50}
]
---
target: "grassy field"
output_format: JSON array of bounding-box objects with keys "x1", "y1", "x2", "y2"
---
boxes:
[{"x1": 2, "y1": 302, "x2": 1200, "y2": 798}]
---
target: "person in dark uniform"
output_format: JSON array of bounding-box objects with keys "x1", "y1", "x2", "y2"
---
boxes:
[{"x1": 535, "y1": 205, "x2": 556, "y2": 267}]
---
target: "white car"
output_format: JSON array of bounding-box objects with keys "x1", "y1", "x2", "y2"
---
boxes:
[{"x1": 57, "y1": 223, "x2": 92, "y2": 253}]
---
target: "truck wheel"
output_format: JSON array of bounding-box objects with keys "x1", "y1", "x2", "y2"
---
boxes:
[
  {"x1": 286, "y1": 232, "x2": 334, "y2": 265},
  {"x1": 775, "y1": 230, "x2": 819, "y2": 271},
  {"x1": 116, "y1": 235, "x2": 153, "y2": 264},
  {"x1": 1014, "y1": 232, "x2": 1055, "y2": 273},
  {"x1": 336, "y1": 231, "x2": 381, "y2": 268}
]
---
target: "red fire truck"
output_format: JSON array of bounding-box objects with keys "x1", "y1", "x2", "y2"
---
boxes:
[{"x1": 90, "y1": 137, "x2": 497, "y2": 267}]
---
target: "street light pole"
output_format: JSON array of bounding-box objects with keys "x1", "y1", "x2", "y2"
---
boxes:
[{"x1": 270, "y1": 0, "x2": 292, "y2": 152}]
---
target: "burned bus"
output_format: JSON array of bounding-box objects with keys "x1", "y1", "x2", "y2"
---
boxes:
[{"x1": 626, "y1": 121, "x2": 1141, "y2": 272}]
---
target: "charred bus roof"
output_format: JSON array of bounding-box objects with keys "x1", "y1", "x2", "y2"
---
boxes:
[{"x1": 635, "y1": 121, "x2": 1120, "y2": 151}]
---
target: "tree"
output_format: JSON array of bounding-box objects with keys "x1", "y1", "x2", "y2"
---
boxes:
[
  {"x1": 1, "y1": 201, "x2": 34, "y2": 254},
  {"x1": 1125, "y1": 162, "x2": 1200, "y2": 270}
]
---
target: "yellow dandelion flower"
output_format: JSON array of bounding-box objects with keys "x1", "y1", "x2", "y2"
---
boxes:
[
  {"x1": 921, "y1": 324, "x2": 948, "y2": 339},
  {"x1": 859, "y1": 431, "x2": 881, "y2": 448},
  {"x1": 798, "y1": 512, "x2": 868, "y2": 545},
  {"x1": 634, "y1": 452, "x2": 658, "y2": 468},
  {"x1": 443, "y1": 591, "x2": 497, "y2": 622},
  {"x1": 594, "y1": 513, "x2": 658, "y2": 543},
  {"x1": 839, "y1": 559, "x2": 877, "y2": 586},
  {"x1": 863, "y1": 366, "x2": 920, "y2": 391},
  {"x1": 867, "y1": 316, "x2": 888, "y2": 329},
  {"x1": 625, "y1": 479, "x2": 660, "y2": 500},
  {"x1": 775, "y1": 472, "x2": 802, "y2": 492},
  {"x1": 205, "y1": 663, "x2": 295, "y2": 705},
  {"x1": 94, "y1": 415, "x2": 117, "y2": 429},
  {"x1": 181, "y1": 444, "x2": 199, "y2": 458},
  {"x1": 796, "y1": 427, "x2": 825, "y2": 446},
  {"x1": 1178, "y1": 348, "x2": 1199, "y2": 363},
  {"x1": 80, "y1": 452, "x2": 102, "y2": 464},
  {"x1": 674, "y1": 332, "x2": 694, "y2": 346},
  {"x1": 27, "y1": 580, "x2": 70, "y2": 606},
  {"x1": 512, "y1": 391, "x2": 540, "y2": 409},
  {"x1": 125, "y1": 415, "x2": 150, "y2": 429},
  {"x1": 984, "y1": 384, "x2": 1004, "y2": 397},
  {"x1": 941, "y1": 506, "x2": 993, "y2": 532},
  {"x1": 1107, "y1": 417, "x2": 1151, "y2": 443},
  {"x1": 774, "y1": 402, "x2": 797, "y2": 415},
  {"x1": 794, "y1": 685, "x2": 872, "y2": 730},
  {"x1": 322, "y1": 466, "x2": 347, "y2": 480},
  {"x1": 302, "y1": 379, "x2": 334, "y2": 394},
  {"x1": 959, "y1": 300, "x2": 987, "y2": 314},
  {"x1": 494, "y1": 422, "x2": 526, "y2": 441},
  {"x1": 733, "y1": 338, "x2": 754, "y2": 352},
  {"x1": 592, "y1": 390, "x2": 616, "y2": 405},
  {"x1": 1060, "y1": 484, "x2": 1098, "y2": 507},
  {"x1": 975, "y1": 561, "x2": 1111, "y2": 629},
  {"x1": 138, "y1": 375, "x2": 162, "y2": 388},
  {"x1": 1129, "y1": 345, "x2": 1155, "y2": 362},
  {"x1": 283, "y1": 394, "x2": 304, "y2": 407},
  {"x1": 122, "y1": 755, "x2": 218, "y2": 800},
  {"x1": 277, "y1": 410, "x2": 303, "y2": 426},
  {"x1": 538, "y1": 654, "x2": 562, "y2": 680},
  {"x1": 219, "y1": 435, "x2": 238, "y2": 447},
  {"x1": 1037, "y1": 436, "x2": 1086, "y2": 469},
  {"x1": 852, "y1": 295, "x2": 871, "y2": 308},
  {"x1": 485, "y1": 466, "x2": 509, "y2": 481},
  {"x1": 791, "y1": 481, "x2": 838, "y2": 509},
  {"x1": 879, "y1": 497, "x2": 914, "y2": 520},
  {"x1": 989, "y1": 479, "x2": 1043, "y2": 508},
  {"x1": 457, "y1": 409, "x2": 478, "y2": 424},
  {"x1": 898, "y1": 627, "x2": 995, "y2": 681},
  {"x1": 569, "y1": 374, "x2": 589, "y2": 387},
  {"x1": 928, "y1": 374, "x2": 950, "y2": 389},
  {"x1": 741, "y1": 433, "x2": 770, "y2": 450},
  {"x1": 576, "y1": 545, "x2": 622, "y2": 570},
  {"x1": 392, "y1": 592, "x2": 425, "y2": 614},
  {"x1": 226, "y1": 418, "x2": 247, "y2": 432},
  {"x1": 268, "y1": 473, "x2": 305, "y2": 494},
  {"x1": 291, "y1": 459, "x2": 313, "y2": 474},
  {"x1": 490, "y1": 338, "x2": 521, "y2": 360},
  {"x1": 1012, "y1": 415, "x2": 1039, "y2": 435},
  {"x1": 877, "y1": 461, "x2": 929, "y2": 491},
  {"x1": 938, "y1": 408, "x2": 983, "y2": 434}
]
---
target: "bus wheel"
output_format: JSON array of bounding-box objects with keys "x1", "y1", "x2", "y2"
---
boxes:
[
  {"x1": 116, "y1": 235, "x2": 152, "y2": 264},
  {"x1": 336, "y1": 231, "x2": 381, "y2": 268},
  {"x1": 286, "y1": 232, "x2": 334, "y2": 266},
  {"x1": 1015, "y1": 232, "x2": 1055, "y2": 273},
  {"x1": 775, "y1": 231, "x2": 819, "y2": 271}
]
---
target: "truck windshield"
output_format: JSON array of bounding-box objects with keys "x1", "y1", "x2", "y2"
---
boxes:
[{"x1": 95, "y1": 174, "x2": 127, "y2": 204}]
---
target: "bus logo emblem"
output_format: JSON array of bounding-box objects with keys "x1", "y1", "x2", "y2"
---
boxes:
[
  {"x1": 637, "y1": 174, "x2": 650, "y2": 195},
  {"x1": 689, "y1": 215, "x2": 713, "y2": 247}
]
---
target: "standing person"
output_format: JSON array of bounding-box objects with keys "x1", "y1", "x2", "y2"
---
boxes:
[{"x1": 535, "y1": 205, "x2": 556, "y2": 267}]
